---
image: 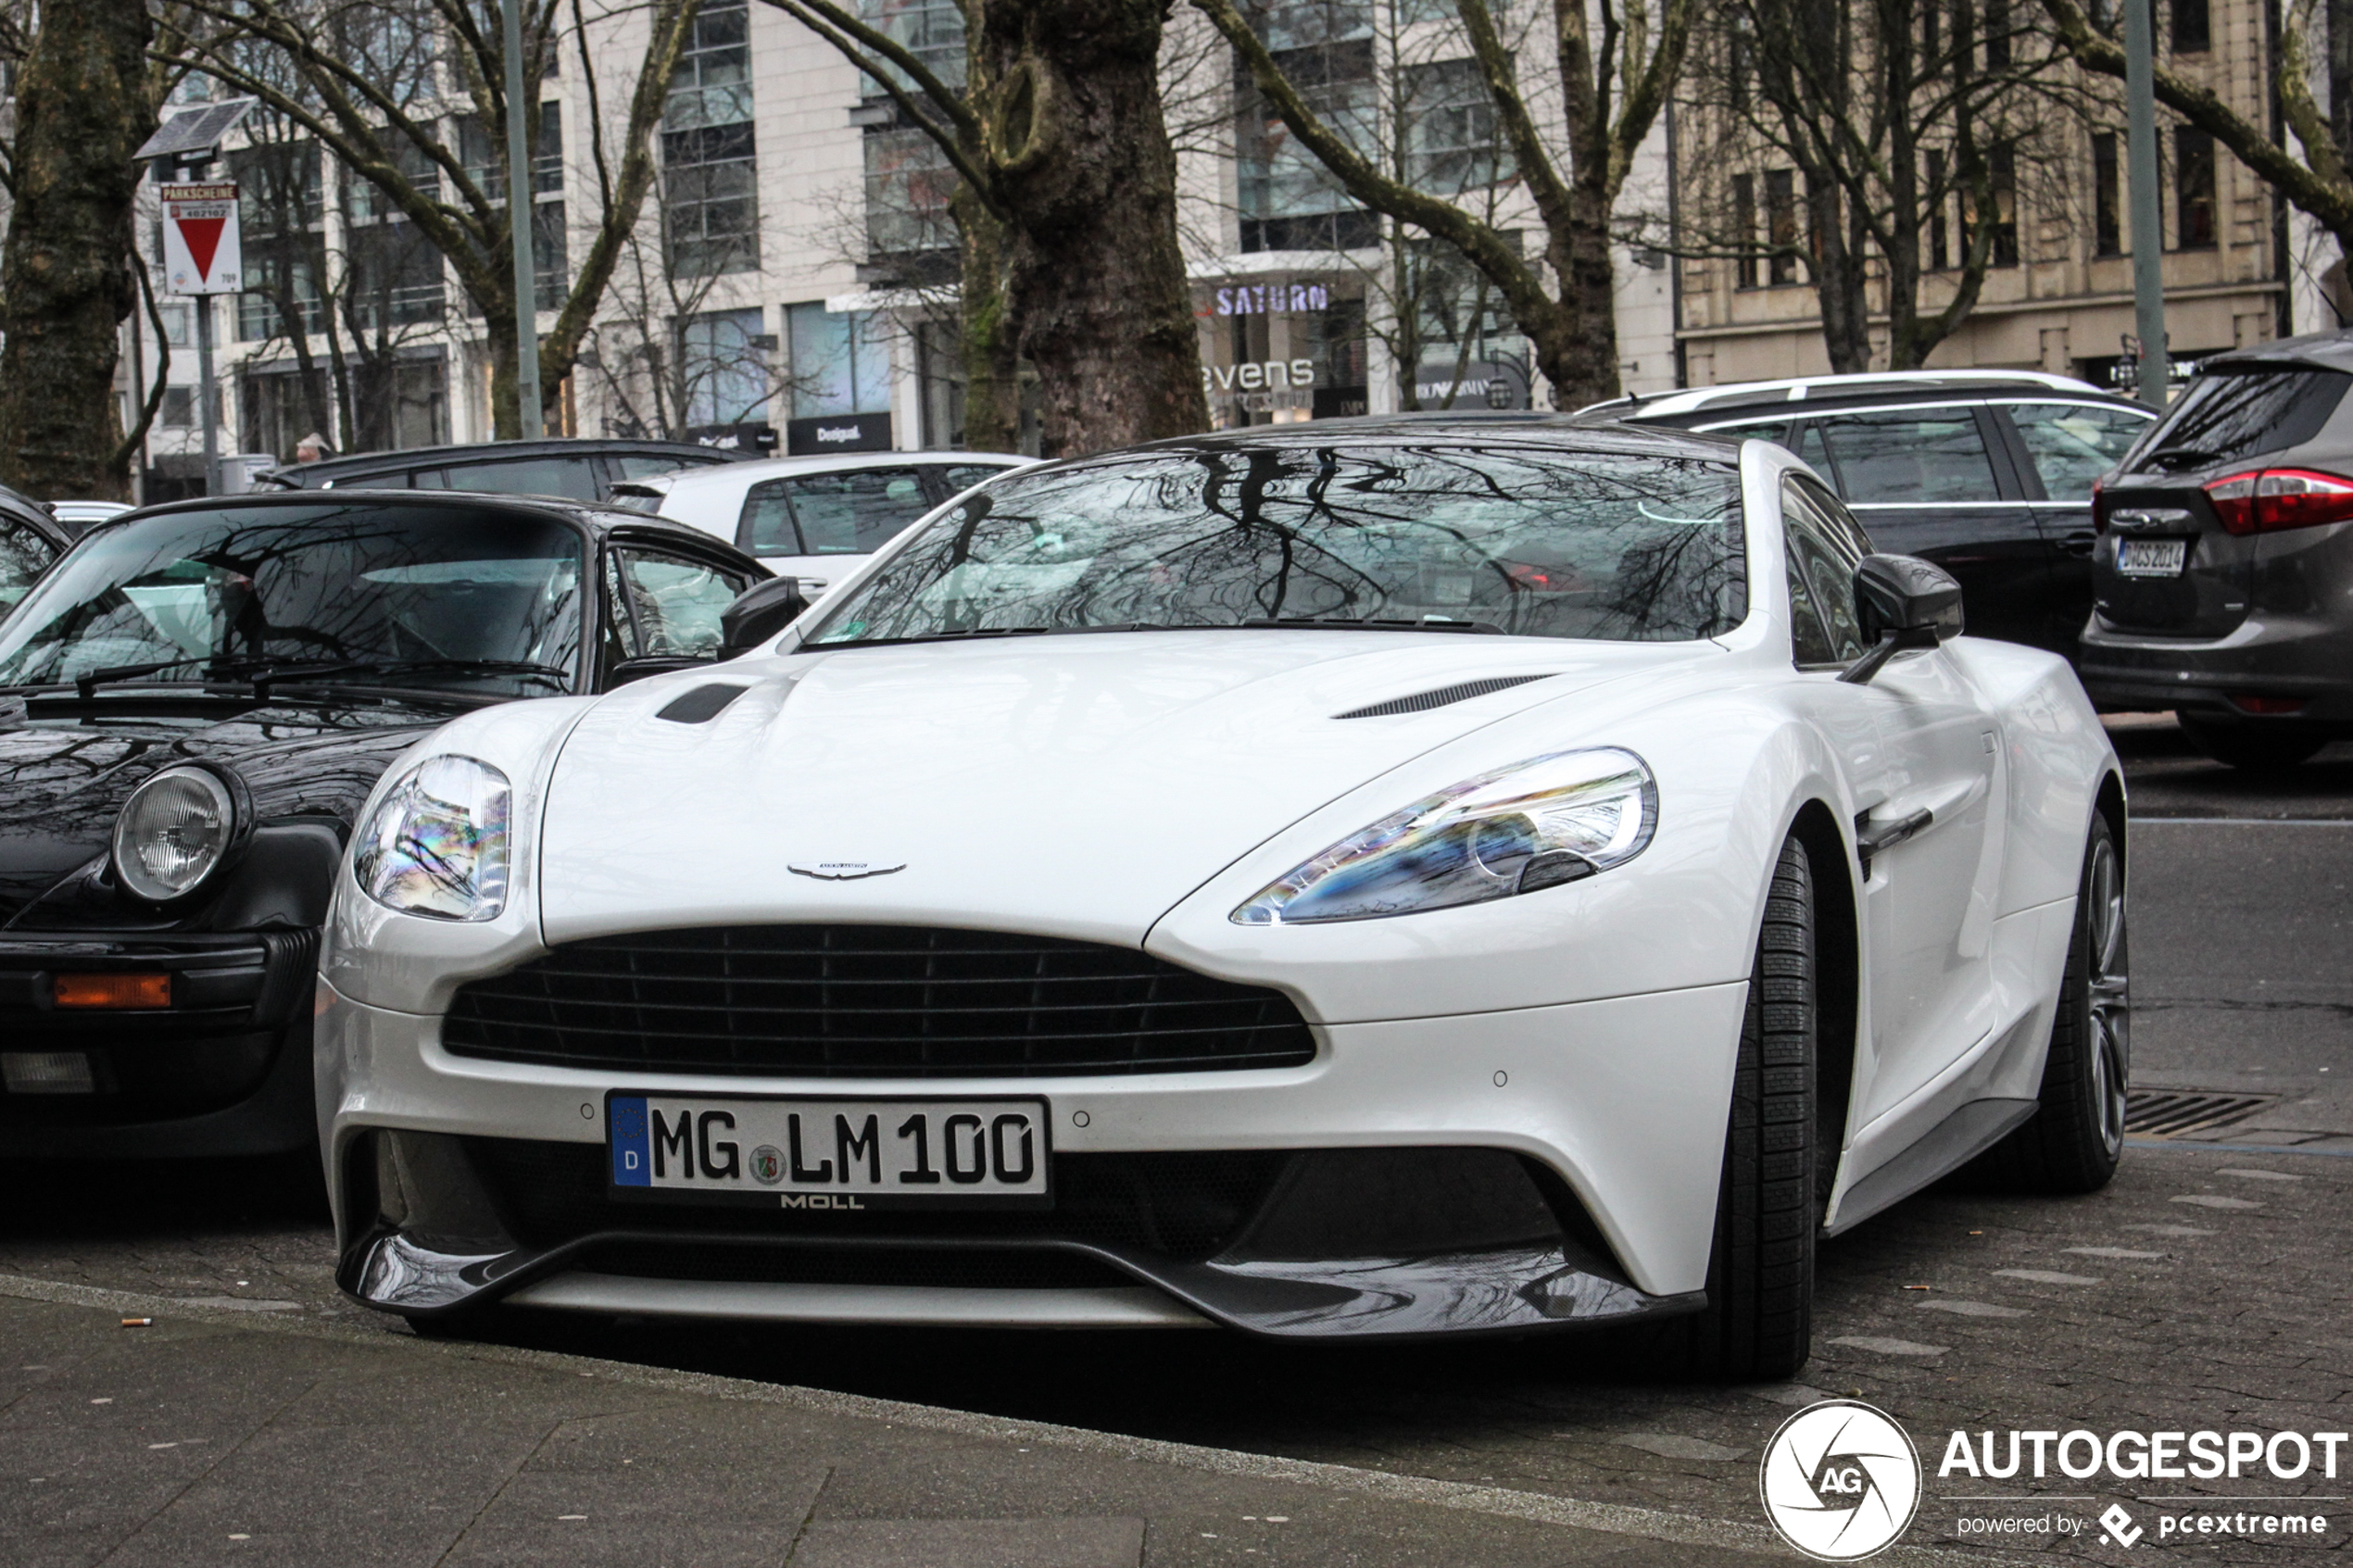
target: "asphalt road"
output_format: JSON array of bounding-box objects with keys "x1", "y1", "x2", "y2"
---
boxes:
[{"x1": 3, "y1": 714, "x2": 2347, "y2": 1563}]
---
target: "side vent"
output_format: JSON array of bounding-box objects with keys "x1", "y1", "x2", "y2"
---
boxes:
[
  {"x1": 1336, "y1": 674, "x2": 1552, "y2": 720},
  {"x1": 656, "y1": 684, "x2": 749, "y2": 724}
]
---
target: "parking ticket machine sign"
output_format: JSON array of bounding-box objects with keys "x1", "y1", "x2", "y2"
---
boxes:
[{"x1": 159, "y1": 183, "x2": 241, "y2": 295}]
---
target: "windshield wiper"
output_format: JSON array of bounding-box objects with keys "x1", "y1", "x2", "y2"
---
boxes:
[
  {"x1": 2141, "y1": 447, "x2": 2224, "y2": 471},
  {"x1": 1239, "y1": 615, "x2": 1506, "y2": 634},
  {"x1": 264, "y1": 658, "x2": 574, "y2": 694},
  {"x1": 60, "y1": 656, "x2": 354, "y2": 700}
]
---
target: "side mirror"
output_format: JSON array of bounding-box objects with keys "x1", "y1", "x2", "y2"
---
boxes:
[
  {"x1": 1840, "y1": 554, "x2": 1963, "y2": 684},
  {"x1": 718, "y1": 577, "x2": 811, "y2": 659}
]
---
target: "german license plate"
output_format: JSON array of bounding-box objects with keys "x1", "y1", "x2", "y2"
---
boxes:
[
  {"x1": 606, "y1": 1093, "x2": 1051, "y2": 1209},
  {"x1": 2116, "y1": 538, "x2": 2189, "y2": 577}
]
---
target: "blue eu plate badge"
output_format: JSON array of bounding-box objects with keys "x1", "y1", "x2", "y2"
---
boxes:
[{"x1": 610, "y1": 1096, "x2": 651, "y2": 1185}]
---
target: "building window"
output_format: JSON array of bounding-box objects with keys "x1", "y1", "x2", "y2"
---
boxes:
[
  {"x1": 864, "y1": 123, "x2": 960, "y2": 261},
  {"x1": 1236, "y1": 3, "x2": 1378, "y2": 254},
  {"x1": 1988, "y1": 146, "x2": 2020, "y2": 266},
  {"x1": 663, "y1": 0, "x2": 758, "y2": 276},
  {"x1": 2093, "y1": 132, "x2": 2121, "y2": 257},
  {"x1": 862, "y1": 0, "x2": 965, "y2": 88},
  {"x1": 346, "y1": 220, "x2": 446, "y2": 329},
  {"x1": 1765, "y1": 169, "x2": 1798, "y2": 284},
  {"x1": 2171, "y1": 0, "x2": 2209, "y2": 53},
  {"x1": 232, "y1": 141, "x2": 327, "y2": 343},
  {"x1": 680, "y1": 307, "x2": 772, "y2": 428},
  {"x1": 1402, "y1": 57, "x2": 1510, "y2": 194},
  {"x1": 160, "y1": 386, "x2": 195, "y2": 428},
  {"x1": 159, "y1": 302, "x2": 193, "y2": 347},
  {"x1": 1927, "y1": 149, "x2": 1949, "y2": 270},
  {"x1": 2175, "y1": 125, "x2": 2216, "y2": 248},
  {"x1": 787, "y1": 303, "x2": 892, "y2": 419},
  {"x1": 1733, "y1": 173, "x2": 1758, "y2": 289},
  {"x1": 1983, "y1": 0, "x2": 2011, "y2": 67}
]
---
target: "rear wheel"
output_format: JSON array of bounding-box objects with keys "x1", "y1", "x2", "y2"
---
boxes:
[
  {"x1": 1966, "y1": 812, "x2": 2130, "y2": 1193},
  {"x1": 2177, "y1": 715, "x2": 2326, "y2": 771},
  {"x1": 1661, "y1": 834, "x2": 1818, "y2": 1380}
]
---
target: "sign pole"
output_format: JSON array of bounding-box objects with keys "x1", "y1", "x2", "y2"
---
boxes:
[
  {"x1": 2124, "y1": 0, "x2": 2170, "y2": 408},
  {"x1": 505, "y1": 0, "x2": 543, "y2": 439},
  {"x1": 195, "y1": 296, "x2": 220, "y2": 497}
]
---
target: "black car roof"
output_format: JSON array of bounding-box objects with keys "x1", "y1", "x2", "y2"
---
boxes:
[
  {"x1": 258, "y1": 437, "x2": 747, "y2": 488},
  {"x1": 1049, "y1": 413, "x2": 1743, "y2": 467},
  {"x1": 101, "y1": 487, "x2": 766, "y2": 566}
]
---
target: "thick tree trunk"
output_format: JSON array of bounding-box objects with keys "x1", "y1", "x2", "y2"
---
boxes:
[
  {"x1": 1541, "y1": 182, "x2": 1623, "y2": 408},
  {"x1": 1806, "y1": 175, "x2": 1873, "y2": 372},
  {"x1": 0, "y1": 3, "x2": 156, "y2": 498},
  {"x1": 981, "y1": 0, "x2": 1205, "y2": 457},
  {"x1": 953, "y1": 188, "x2": 1023, "y2": 453}
]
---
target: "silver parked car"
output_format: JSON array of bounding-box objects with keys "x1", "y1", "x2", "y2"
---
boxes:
[{"x1": 2081, "y1": 332, "x2": 2353, "y2": 769}]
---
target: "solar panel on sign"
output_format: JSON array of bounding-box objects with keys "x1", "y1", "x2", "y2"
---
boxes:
[{"x1": 133, "y1": 98, "x2": 257, "y2": 163}]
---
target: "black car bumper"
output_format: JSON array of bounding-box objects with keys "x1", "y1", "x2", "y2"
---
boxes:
[
  {"x1": 335, "y1": 1132, "x2": 1705, "y2": 1341},
  {"x1": 0, "y1": 929, "x2": 320, "y2": 1158}
]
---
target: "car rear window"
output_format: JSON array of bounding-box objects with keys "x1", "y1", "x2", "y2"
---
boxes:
[
  {"x1": 737, "y1": 469, "x2": 936, "y2": 557},
  {"x1": 437, "y1": 456, "x2": 604, "y2": 500},
  {"x1": 2126, "y1": 367, "x2": 2352, "y2": 472}
]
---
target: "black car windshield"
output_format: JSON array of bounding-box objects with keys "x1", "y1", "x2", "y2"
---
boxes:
[
  {"x1": 802, "y1": 444, "x2": 1747, "y2": 646},
  {"x1": 0, "y1": 503, "x2": 585, "y2": 697},
  {"x1": 2125, "y1": 366, "x2": 2353, "y2": 472}
]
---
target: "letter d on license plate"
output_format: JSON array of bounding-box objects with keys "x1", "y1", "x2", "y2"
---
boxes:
[{"x1": 606, "y1": 1092, "x2": 1051, "y2": 1210}]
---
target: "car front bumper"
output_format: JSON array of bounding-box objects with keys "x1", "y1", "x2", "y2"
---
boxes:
[
  {"x1": 0, "y1": 930, "x2": 321, "y2": 1159},
  {"x1": 319, "y1": 977, "x2": 1746, "y2": 1338}
]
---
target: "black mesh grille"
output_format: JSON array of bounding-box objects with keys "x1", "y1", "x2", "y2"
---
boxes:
[
  {"x1": 573, "y1": 1241, "x2": 1137, "y2": 1290},
  {"x1": 441, "y1": 926, "x2": 1316, "y2": 1078},
  {"x1": 464, "y1": 1137, "x2": 1292, "y2": 1261}
]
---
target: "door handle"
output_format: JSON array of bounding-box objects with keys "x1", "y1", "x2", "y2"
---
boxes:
[{"x1": 2058, "y1": 530, "x2": 2098, "y2": 558}]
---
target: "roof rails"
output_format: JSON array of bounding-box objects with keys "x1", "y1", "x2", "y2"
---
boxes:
[{"x1": 1579, "y1": 368, "x2": 2107, "y2": 421}]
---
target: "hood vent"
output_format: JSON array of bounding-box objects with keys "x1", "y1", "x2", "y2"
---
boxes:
[
  {"x1": 1336, "y1": 674, "x2": 1552, "y2": 720},
  {"x1": 655, "y1": 684, "x2": 749, "y2": 724}
]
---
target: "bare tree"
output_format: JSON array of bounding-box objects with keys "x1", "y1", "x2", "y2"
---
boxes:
[
  {"x1": 759, "y1": 0, "x2": 1206, "y2": 457},
  {"x1": 1669, "y1": 0, "x2": 2092, "y2": 372},
  {"x1": 182, "y1": 0, "x2": 701, "y2": 437},
  {"x1": 1190, "y1": 0, "x2": 1694, "y2": 408},
  {"x1": 0, "y1": 0, "x2": 157, "y2": 496}
]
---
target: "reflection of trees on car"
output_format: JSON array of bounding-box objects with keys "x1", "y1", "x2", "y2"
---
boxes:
[
  {"x1": 0, "y1": 507, "x2": 586, "y2": 697},
  {"x1": 810, "y1": 444, "x2": 1747, "y2": 645}
]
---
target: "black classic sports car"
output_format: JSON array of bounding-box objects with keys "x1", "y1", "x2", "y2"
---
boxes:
[{"x1": 0, "y1": 491, "x2": 786, "y2": 1160}]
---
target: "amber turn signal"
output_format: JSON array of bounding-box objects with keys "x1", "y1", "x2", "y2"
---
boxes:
[{"x1": 52, "y1": 972, "x2": 171, "y2": 1009}]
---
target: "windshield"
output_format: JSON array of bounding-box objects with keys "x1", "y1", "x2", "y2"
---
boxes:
[
  {"x1": 803, "y1": 444, "x2": 1747, "y2": 646},
  {"x1": 0, "y1": 502, "x2": 586, "y2": 697}
]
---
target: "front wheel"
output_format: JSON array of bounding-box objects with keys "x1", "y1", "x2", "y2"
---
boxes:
[
  {"x1": 1658, "y1": 834, "x2": 1819, "y2": 1380},
  {"x1": 1967, "y1": 812, "x2": 2130, "y2": 1193}
]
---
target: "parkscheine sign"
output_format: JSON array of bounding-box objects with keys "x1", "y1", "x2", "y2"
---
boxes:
[{"x1": 159, "y1": 182, "x2": 240, "y2": 295}]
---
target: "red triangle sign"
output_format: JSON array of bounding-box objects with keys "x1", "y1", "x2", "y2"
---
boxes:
[{"x1": 177, "y1": 217, "x2": 226, "y2": 282}]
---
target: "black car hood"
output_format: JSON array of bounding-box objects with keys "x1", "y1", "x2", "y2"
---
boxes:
[{"x1": 0, "y1": 694, "x2": 449, "y2": 929}]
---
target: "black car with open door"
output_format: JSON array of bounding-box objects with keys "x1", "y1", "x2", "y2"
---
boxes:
[{"x1": 0, "y1": 492, "x2": 777, "y2": 1160}]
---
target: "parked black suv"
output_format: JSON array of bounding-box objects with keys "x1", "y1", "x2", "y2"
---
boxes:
[
  {"x1": 2081, "y1": 333, "x2": 2353, "y2": 768},
  {"x1": 256, "y1": 438, "x2": 745, "y2": 500},
  {"x1": 1585, "y1": 371, "x2": 2155, "y2": 658}
]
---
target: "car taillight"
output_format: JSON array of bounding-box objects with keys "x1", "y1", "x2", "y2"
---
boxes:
[{"x1": 2203, "y1": 468, "x2": 2353, "y2": 534}]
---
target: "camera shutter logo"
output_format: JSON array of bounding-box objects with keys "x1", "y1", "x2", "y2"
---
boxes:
[{"x1": 1759, "y1": 1400, "x2": 1922, "y2": 1561}]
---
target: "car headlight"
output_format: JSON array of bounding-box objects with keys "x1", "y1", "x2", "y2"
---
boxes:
[
  {"x1": 1232, "y1": 747, "x2": 1656, "y2": 925},
  {"x1": 112, "y1": 765, "x2": 239, "y2": 902},
  {"x1": 352, "y1": 755, "x2": 512, "y2": 922}
]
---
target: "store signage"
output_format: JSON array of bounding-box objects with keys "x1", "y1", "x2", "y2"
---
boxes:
[
  {"x1": 159, "y1": 183, "x2": 241, "y2": 295},
  {"x1": 687, "y1": 421, "x2": 779, "y2": 453},
  {"x1": 1413, "y1": 360, "x2": 1529, "y2": 411},
  {"x1": 1206, "y1": 282, "x2": 1332, "y2": 316},
  {"x1": 1203, "y1": 358, "x2": 1319, "y2": 413},
  {"x1": 786, "y1": 412, "x2": 892, "y2": 455}
]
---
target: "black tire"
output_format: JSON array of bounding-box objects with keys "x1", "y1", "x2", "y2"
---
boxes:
[
  {"x1": 405, "y1": 1311, "x2": 488, "y2": 1341},
  {"x1": 1662, "y1": 834, "x2": 1819, "y2": 1381},
  {"x1": 1966, "y1": 813, "x2": 2131, "y2": 1194},
  {"x1": 2177, "y1": 716, "x2": 2326, "y2": 771}
]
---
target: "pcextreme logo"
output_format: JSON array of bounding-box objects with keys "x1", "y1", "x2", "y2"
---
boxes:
[{"x1": 1759, "y1": 1400, "x2": 1924, "y2": 1561}]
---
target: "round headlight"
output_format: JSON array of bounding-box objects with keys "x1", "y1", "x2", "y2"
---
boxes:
[{"x1": 112, "y1": 766, "x2": 238, "y2": 902}]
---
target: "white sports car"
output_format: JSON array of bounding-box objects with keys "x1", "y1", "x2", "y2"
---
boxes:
[{"x1": 318, "y1": 419, "x2": 2128, "y2": 1378}]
